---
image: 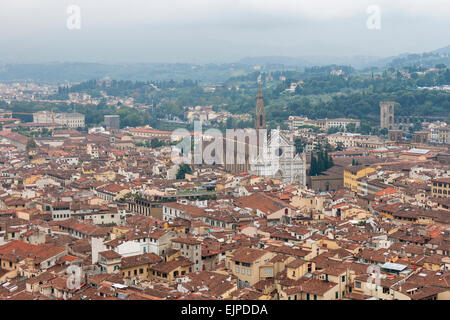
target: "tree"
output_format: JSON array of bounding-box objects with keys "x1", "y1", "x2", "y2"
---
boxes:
[
  {"x1": 328, "y1": 155, "x2": 334, "y2": 167},
  {"x1": 150, "y1": 138, "x2": 164, "y2": 148},
  {"x1": 317, "y1": 150, "x2": 326, "y2": 173},
  {"x1": 294, "y1": 138, "x2": 306, "y2": 154},
  {"x1": 327, "y1": 126, "x2": 341, "y2": 134},
  {"x1": 26, "y1": 139, "x2": 37, "y2": 151},
  {"x1": 346, "y1": 123, "x2": 356, "y2": 133},
  {"x1": 310, "y1": 146, "x2": 334, "y2": 176},
  {"x1": 335, "y1": 141, "x2": 345, "y2": 151},
  {"x1": 176, "y1": 164, "x2": 192, "y2": 180},
  {"x1": 310, "y1": 153, "x2": 317, "y2": 176},
  {"x1": 226, "y1": 117, "x2": 234, "y2": 129},
  {"x1": 358, "y1": 121, "x2": 372, "y2": 135},
  {"x1": 352, "y1": 158, "x2": 360, "y2": 166}
]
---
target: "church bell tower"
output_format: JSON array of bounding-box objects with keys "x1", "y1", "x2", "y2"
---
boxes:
[
  {"x1": 255, "y1": 83, "x2": 266, "y2": 156},
  {"x1": 255, "y1": 83, "x2": 266, "y2": 131}
]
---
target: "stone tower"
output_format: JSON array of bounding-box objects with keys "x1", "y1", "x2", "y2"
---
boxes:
[
  {"x1": 255, "y1": 83, "x2": 266, "y2": 156},
  {"x1": 380, "y1": 101, "x2": 395, "y2": 130}
]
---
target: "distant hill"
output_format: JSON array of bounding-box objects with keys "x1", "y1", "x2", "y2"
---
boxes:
[
  {"x1": 237, "y1": 55, "x2": 382, "y2": 69},
  {"x1": 0, "y1": 45, "x2": 448, "y2": 83},
  {"x1": 0, "y1": 62, "x2": 255, "y2": 84},
  {"x1": 433, "y1": 45, "x2": 450, "y2": 55},
  {"x1": 238, "y1": 56, "x2": 310, "y2": 67},
  {"x1": 237, "y1": 45, "x2": 450, "y2": 70}
]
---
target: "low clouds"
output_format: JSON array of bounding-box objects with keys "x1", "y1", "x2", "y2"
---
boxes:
[
  {"x1": 2, "y1": 0, "x2": 449, "y2": 26},
  {"x1": 0, "y1": 0, "x2": 448, "y2": 63}
]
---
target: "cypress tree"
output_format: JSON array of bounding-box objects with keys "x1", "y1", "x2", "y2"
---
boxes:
[
  {"x1": 317, "y1": 150, "x2": 325, "y2": 173},
  {"x1": 328, "y1": 155, "x2": 334, "y2": 167},
  {"x1": 310, "y1": 153, "x2": 317, "y2": 176}
]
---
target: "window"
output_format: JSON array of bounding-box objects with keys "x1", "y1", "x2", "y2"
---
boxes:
[
  {"x1": 335, "y1": 292, "x2": 339, "y2": 299},
  {"x1": 342, "y1": 275, "x2": 345, "y2": 282},
  {"x1": 247, "y1": 269, "x2": 251, "y2": 276},
  {"x1": 235, "y1": 267, "x2": 239, "y2": 273},
  {"x1": 355, "y1": 281, "x2": 361, "y2": 288}
]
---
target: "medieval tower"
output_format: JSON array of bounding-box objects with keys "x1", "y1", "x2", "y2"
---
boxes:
[{"x1": 380, "y1": 101, "x2": 395, "y2": 130}]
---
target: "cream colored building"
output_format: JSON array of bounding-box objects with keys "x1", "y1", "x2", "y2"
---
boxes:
[{"x1": 225, "y1": 247, "x2": 276, "y2": 288}]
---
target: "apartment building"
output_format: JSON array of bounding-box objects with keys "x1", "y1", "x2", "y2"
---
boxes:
[
  {"x1": 316, "y1": 118, "x2": 361, "y2": 131},
  {"x1": 343, "y1": 165, "x2": 376, "y2": 193},
  {"x1": 226, "y1": 247, "x2": 276, "y2": 288},
  {"x1": 438, "y1": 126, "x2": 450, "y2": 145},
  {"x1": 33, "y1": 111, "x2": 85, "y2": 128},
  {"x1": 171, "y1": 237, "x2": 203, "y2": 272},
  {"x1": 431, "y1": 178, "x2": 450, "y2": 199}
]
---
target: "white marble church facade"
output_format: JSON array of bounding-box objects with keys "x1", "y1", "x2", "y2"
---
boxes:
[
  {"x1": 249, "y1": 84, "x2": 306, "y2": 185},
  {"x1": 250, "y1": 129, "x2": 306, "y2": 185}
]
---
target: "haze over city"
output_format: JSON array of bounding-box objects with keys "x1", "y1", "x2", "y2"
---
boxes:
[
  {"x1": 1, "y1": 0, "x2": 450, "y2": 63},
  {"x1": 0, "y1": 0, "x2": 449, "y2": 309}
]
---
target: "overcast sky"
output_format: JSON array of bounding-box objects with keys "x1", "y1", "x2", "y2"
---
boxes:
[{"x1": 0, "y1": 0, "x2": 449, "y2": 63}]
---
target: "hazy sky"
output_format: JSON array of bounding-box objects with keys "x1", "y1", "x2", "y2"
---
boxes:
[{"x1": 0, "y1": 0, "x2": 449, "y2": 63}]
